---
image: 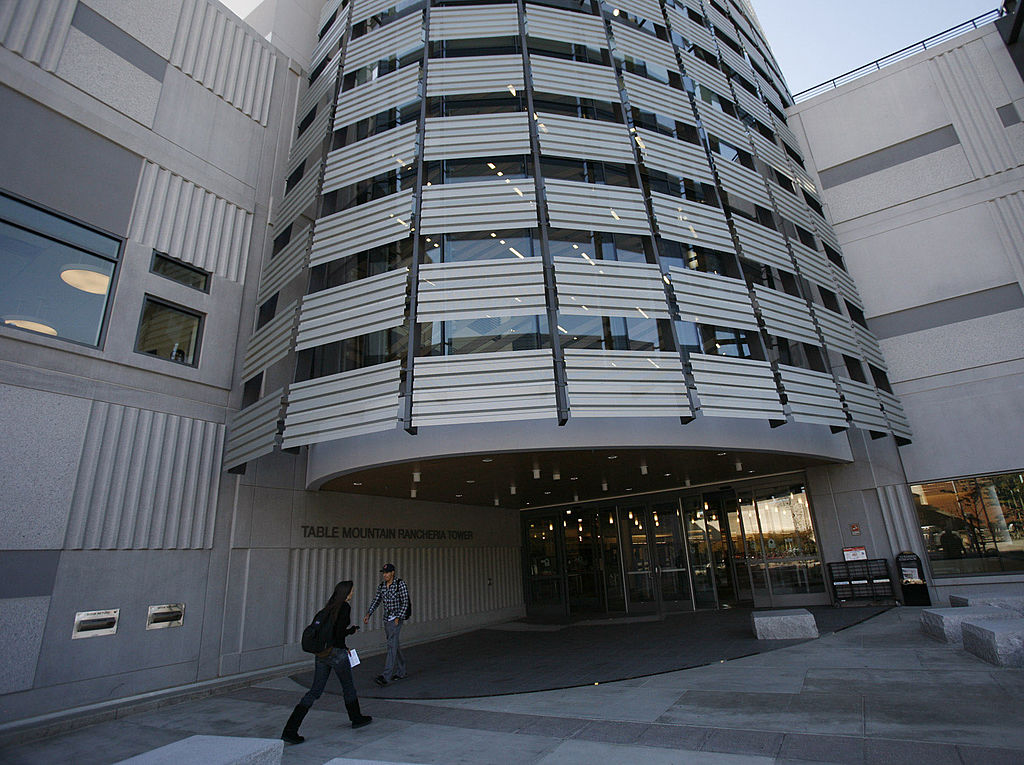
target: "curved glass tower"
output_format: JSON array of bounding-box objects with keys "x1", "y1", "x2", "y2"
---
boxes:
[{"x1": 228, "y1": 0, "x2": 909, "y2": 511}]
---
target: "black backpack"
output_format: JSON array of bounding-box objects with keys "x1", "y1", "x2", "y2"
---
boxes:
[{"x1": 301, "y1": 606, "x2": 335, "y2": 654}]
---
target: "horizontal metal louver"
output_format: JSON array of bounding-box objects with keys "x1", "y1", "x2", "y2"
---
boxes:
[
  {"x1": 878, "y1": 389, "x2": 912, "y2": 441},
  {"x1": 733, "y1": 85, "x2": 771, "y2": 125},
  {"x1": 545, "y1": 180, "x2": 650, "y2": 235},
  {"x1": 424, "y1": 113, "x2": 531, "y2": 160},
  {"x1": 750, "y1": 132, "x2": 788, "y2": 169},
  {"x1": 322, "y1": 123, "x2": 418, "y2": 192},
  {"x1": 563, "y1": 349, "x2": 691, "y2": 418},
  {"x1": 665, "y1": 7, "x2": 714, "y2": 53},
  {"x1": 776, "y1": 366, "x2": 846, "y2": 428},
  {"x1": 288, "y1": 108, "x2": 332, "y2": 175},
  {"x1": 525, "y1": 4, "x2": 608, "y2": 50},
  {"x1": 611, "y1": 22, "x2": 676, "y2": 72},
  {"x1": 555, "y1": 257, "x2": 669, "y2": 319},
  {"x1": 757, "y1": 73, "x2": 784, "y2": 111},
  {"x1": 689, "y1": 353, "x2": 784, "y2": 420},
  {"x1": 242, "y1": 299, "x2": 297, "y2": 379},
  {"x1": 752, "y1": 286, "x2": 819, "y2": 346},
  {"x1": 832, "y1": 264, "x2": 862, "y2": 309},
  {"x1": 345, "y1": 14, "x2": 422, "y2": 72},
  {"x1": 334, "y1": 65, "x2": 421, "y2": 129},
  {"x1": 669, "y1": 266, "x2": 758, "y2": 330},
  {"x1": 282, "y1": 362, "x2": 402, "y2": 447},
  {"x1": 650, "y1": 193, "x2": 733, "y2": 251},
  {"x1": 679, "y1": 49, "x2": 729, "y2": 95},
  {"x1": 419, "y1": 180, "x2": 537, "y2": 234},
  {"x1": 730, "y1": 216, "x2": 792, "y2": 271},
  {"x1": 698, "y1": 103, "x2": 748, "y2": 148},
  {"x1": 813, "y1": 305, "x2": 860, "y2": 357},
  {"x1": 622, "y1": 72, "x2": 697, "y2": 125},
  {"x1": 608, "y1": 0, "x2": 663, "y2": 21},
  {"x1": 427, "y1": 55, "x2": 524, "y2": 96},
  {"x1": 704, "y1": 2, "x2": 731, "y2": 32},
  {"x1": 0, "y1": 0, "x2": 75, "y2": 71},
  {"x1": 223, "y1": 388, "x2": 285, "y2": 469},
  {"x1": 715, "y1": 158, "x2": 771, "y2": 207},
  {"x1": 171, "y1": 0, "x2": 277, "y2": 125},
  {"x1": 298, "y1": 50, "x2": 341, "y2": 118},
  {"x1": 636, "y1": 129, "x2": 713, "y2": 182},
  {"x1": 773, "y1": 117, "x2": 801, "y2": 154},
  {"x1": 530, "y1": 57, "x2": 620, "y2": 101},
  {"x1": 853, "y1": 324, "x2": 887, "y2": 370},
  {"x1": 272, "y1": 165, "x2": 319, "y2": 230},
  {"x1": 536, "y1": 113, "x2": 635, "y2": 164},
  {"x1": 257, "y1": 224, "x2": 311, "y2": 305},
  {"x1": 789, "y1": 241, "x2": 831, "y2": 288},
  {"x1": 296, "y1": 268, "x2": 409, "y2": 351},
  {"x1": 816, "y1": 219, "x2": 841, "y2": 250},
  {"x1": 417, "y1": 258, "x2": 546, "y2": 322},
  {"x1": 838, "y1": 377, "x2": 888, "y2": 432},
  {"x1": 791, "y1": 161, "x2": 818, "y2": 195},
  {"x1": 352, "y1": 0, "x2": 399, "y2": 24},
  {"x1": 129, "y1": 162, "x2": 252, "y2": 282},
  {"x1": 411, "y1": 350, "x2": 558, "y2": 426},
  {"x1": 310, "y1": 5, "x2": 348, "y2": 72},
  {"x1": 429, "y1": 4, "x2": 518, "y2": 39},
  {"x1": 310, "y1": 190, "x2": 414, "y2": 266},
  {"x1": 716, "y1": 37, "x2": 748, "y2": 79},
  {"x1": 769, "y1": 180, "x2": 812, "y2": 228},
  {"x1": 320, "y1": 0, "x2": 345, "y2": 28}
]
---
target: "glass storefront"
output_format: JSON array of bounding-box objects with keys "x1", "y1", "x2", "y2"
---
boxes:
[
  {"x1": 522, "y1": 478, "x2": 827, "y2": 616},
  {"x1": 912, "y1": 471, "x2": 1024, "y2": 577}
]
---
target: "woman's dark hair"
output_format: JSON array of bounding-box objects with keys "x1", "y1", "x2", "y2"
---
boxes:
[{"x1": 324, "y1": 580, "x2": 353, "y2": 620}]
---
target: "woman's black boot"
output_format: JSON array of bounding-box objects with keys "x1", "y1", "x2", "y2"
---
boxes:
[
  {"x1": 281, "y1": 703, "x2": 309, "y2": 744},
  {"x1": 345, "y1": 699, "x2": 373, "y2": 728}
]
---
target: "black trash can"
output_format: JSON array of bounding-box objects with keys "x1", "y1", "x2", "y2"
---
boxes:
[{"x1": 896, "y1": 551, "x2": 931, "y2": 606}]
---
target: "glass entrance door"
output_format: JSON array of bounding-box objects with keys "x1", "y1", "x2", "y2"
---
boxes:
[
  {"x1": 682, "y1": 495, "x2": 718, "y2": 608},
  {"x1": 619, "y1": 504, "x2": 657, "y2": 613},
  {"x1": 651, "y1": 500, "x2": 692, "y2": 610},
  {"x1": 564, "y1": 510, "x2": 603, "y2": 613}
]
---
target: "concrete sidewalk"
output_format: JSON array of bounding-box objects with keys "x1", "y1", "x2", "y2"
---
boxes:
[{"x1": 1, "y1": 607, "x2": 1022, "y2": 764}]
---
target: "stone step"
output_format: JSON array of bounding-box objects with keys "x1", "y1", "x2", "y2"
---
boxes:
[
  {"x1": 752, "y1": 608, "x2": 818, "y2": 639},
  {"x1": 962, "y1": 618, "x2": 1024, "y2": 667},
  {"x1": 920, "y1": 606, "x2": 1017, "y2": 645},
  {"x1": 114, "y1": 735, "x2": 282, "y2": 765}
]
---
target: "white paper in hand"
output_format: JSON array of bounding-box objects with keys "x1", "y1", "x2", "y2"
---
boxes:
[{"x1": 348, "y1": 648, "x2": 360, "y2": 667}]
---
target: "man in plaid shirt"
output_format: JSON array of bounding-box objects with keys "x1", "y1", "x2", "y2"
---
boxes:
[{"x1": 363, "y1": 563, "x2": 409, "y2": 686}]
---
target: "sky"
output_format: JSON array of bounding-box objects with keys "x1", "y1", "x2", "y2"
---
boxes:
[{"x1": 223, "y1": 0, "x2": 1001, "y2": 95}]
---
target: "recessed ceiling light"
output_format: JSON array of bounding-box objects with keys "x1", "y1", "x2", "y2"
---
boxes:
[
  {"x1": 607, "y1": 455, "x2": 618, "y2": 460},
  {"x1": 482, "y1": 458, "x2": 493, "y2": 463},
  {"x1": 717, "y1": 452, "x2": 727, "y2": 456},
  {"x1": 466, "y1": 479, "x2": 475, "y2": 484},
  {"x1": 353, "y1": 482, "x2": 362, "y2": 486},
  {"x1": 456, "y1": 493, "x2": 463, "y2": 498}
]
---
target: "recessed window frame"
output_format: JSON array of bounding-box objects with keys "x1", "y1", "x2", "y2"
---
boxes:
[
  {"x1": 134, "y1": 294, "x2": 205, "y2": 368},
  {"x1": 150, "y1": 251, "x2": 211, "y2": 293}
]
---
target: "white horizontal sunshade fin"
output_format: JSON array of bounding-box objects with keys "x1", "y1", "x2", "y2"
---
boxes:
[
  {"x1": 536, "y1": 113, "x2": 635, "y2": 163},
  {"x1": 295, "y1": 268, "x2": 409, "y2": 351},
  {"x1": 666, "y1": 7, "x2": 714, "y2": 51},
  {"x1": 424, "y1": 113, "x2": 531, "y2": 160},
  {"x1": 563, "y1": 349, "x2": 691, "y2": 418},
  {"x1": 650, "y1": 193, "x2": 733, "y2": 251},
  {"x1": 429, "y1": 5, "x2": 519, "y2": 40},
  {"x1": 545, "y1": 180, "x2": 649, "y2": 235},
  {"x1": 555, "y1": 257, "x2": 669, "y2": 319},
  {"x1": 223, "y1": 388, "x2": 285, "y2": 469},
  {"x1": 731, "y1": 216, "x2": 792, "y2": 271},
  {"x1": 530, "y1": 57, "x2": 620, "y2": 101},
  {"x1": 636, "y1": 129, "x2": 713, "y2": 182},
  {"x1": 832, "y1": 265, "x2": 862, "y2": 309},
  {"x1": 310, "y1": 5, "x2": 348, "y2": 72},
  {"x1": 837, "y1": 377, "x2": 888, "y2": 432},
  {"x1": 697, "y1": 103, "x2": 748, "y2": 148},
  {"x1": 334, "y1": 65, "x2": 421, "y2": 130},
  {"x1": 750, "y1": 131, "x2": 787, "y2": 170},
  {"x1": 417, "y1": 259, "x2": 546, "y2": 322},
  {"x1": 273, "y1": 164, "x2": 319, "y2": 230},
  {"x1": 344, "y1": 13, "x2": 422, "y2": 72},
  {"x1": 419, "y1": 180, "x2": 537, "y2": 234},
  {"x1": 689, "y1": 353, "x2": 785, "y2": 420},
  {"x1": 812, "y1": 305, "x2": 860, "y2": 357},
  {"x1": 322, "y1": 123, "x2": 419, "y2": 192},
  {"x1": 605, "y1": 0, "x2": 662, "y2": 23},
  {"x1": 411, "y1": 350, "x2": 558, "y2": 426},
  {"x1": 776, "y1": 366, "x2": 846, "y2": 428},
  {"x1": 622, "y1": 72, "x2": 695, "y2": 124},
  {"x1": 426, "y1": 55, "x2": 524, "y2": 96},
  {"x1": 773, "y1": 117, "x2": 801, "y2": 154},
  {"x1": 678, "y1": 49, "x2": 729, "y2": 95},
  {"x1": 242, "y1": 300, "x2": 297, "y2": 379},
  {"x1": 257, "y1": 224, "x2": 311, "y2": 305},
  {"x1": 716, "y1": 38, "x2": 748, "y2": 79},
  {"x1": 789, "y1": 241, "x2": 831, "y2": 289},
  {"x1": 669, "y1": 266, "x2": 758, "y2": 330},
  {"x1": 752, "y1": 286, "x2": 819, "y2": 346},
  {"x1": 352, "y1": 0, "x2": 401, "y2": 24},
  {"x1": 310, "y1": 190, "x2": 414, "y2": 267},
  {"x1": 525, "y1": 4, "x2": 608, "y2": 50},
  {"x1": 733, "y1": 85, "x2": 771, "y2": 125},
  {"x1": 878, "y1": 389, "x2": 912, "y2": 441},
  {"x1": 853, "y1": 324, "x2": 887, "y2": 369},
  {"x1": 610, "y1": 22, "x2": 677, "y2": 72},
  {"x1": 288, "y1": 108, "x2": 332, "y2": 175},
  {"x1": 282, "y1": 362, "x2": 402, "y2": 447},
  {"x1": 768, "y1": 180, "x2": 812, "y2": 228},
  {"x1": 715, "y1": 158, "x2": 771, "y2": 208},
  {"x1": 703, "y1": 2, "x2": 731, "y2": 34},
  {"x1": 299, "y1": 50, "x2": 341, "y2": 118}
]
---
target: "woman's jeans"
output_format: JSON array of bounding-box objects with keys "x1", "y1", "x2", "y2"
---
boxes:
[{"x1": 300, "y1": 648, "x2": 357, "y2": 707}]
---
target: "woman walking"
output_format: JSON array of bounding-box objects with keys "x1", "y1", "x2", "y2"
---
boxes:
[{"x1": 281, "y1": 580, "x2": 372, "y2": 744}]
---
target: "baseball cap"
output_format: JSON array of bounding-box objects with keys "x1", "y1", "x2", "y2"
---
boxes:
[{"x1": 380, "y1": 563, "x2": 396, "y2": 572}]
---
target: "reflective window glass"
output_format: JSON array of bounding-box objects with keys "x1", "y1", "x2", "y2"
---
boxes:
[
  {"x1": 135, "y1": 297, "x2": 202, "y2": 365},
  {"x1": 420, "y1": 315, "x2": 549, "y2": 355}
]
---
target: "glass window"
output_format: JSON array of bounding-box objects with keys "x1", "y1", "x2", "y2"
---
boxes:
[
  {"x1": 151, "y1": 252, "x2": 210, "y2": 292},
  {"x1": 557, "y1": 315, "x2": 671, "y2": 351},
  {"x1": 427, "y1": 230, "x2": 536, "y2": 263},
  {"x1": 419, "y1": 314, "x2": 549, "y2": 356},
  {"x1": 294, "y1": 326, "x2": 408, "y2": 382},
  {"x1": 1, "y1": 192, "x2": 119, "y2": 346},
  {"x1": 135, "y1": 297, "x2": 203, "y2": 366},
  {"x1": 309, "y1": 239, "x2": 413, "y2": 291},
  {"x1": 913, "y1": 472, "x2": 1024, "y2": 577}
]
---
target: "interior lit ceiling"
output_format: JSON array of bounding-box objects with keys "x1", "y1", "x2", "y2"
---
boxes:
[{"x1": 319, "y1": 447, "x2": 839, "y2": 509}]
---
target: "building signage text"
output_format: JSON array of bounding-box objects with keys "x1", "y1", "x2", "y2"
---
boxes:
[{"x1": 301, "y1": 525, "x2": 474, "y2": 541}]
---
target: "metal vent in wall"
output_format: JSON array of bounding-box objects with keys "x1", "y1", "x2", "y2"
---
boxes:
[
  {"x1": 72, "y1": 609, "x2": 119, "y2": 639},
  {"x1": 146, "y1": 603, "x2": 185, "y2": 630}
]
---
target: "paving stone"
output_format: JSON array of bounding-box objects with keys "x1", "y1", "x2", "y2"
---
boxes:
[
  {"x1": 864, "y1": 738, "x2": 960, "y2": 764},
  {"x1": 703, "y1": 728, "x2": 785, "y2": 757},
  {"x1": 778, "y1": 732, "x2": 865, "y2": 763}
]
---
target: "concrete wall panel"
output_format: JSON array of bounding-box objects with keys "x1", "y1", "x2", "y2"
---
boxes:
[
  {"x1": 0, "y1": 596, "x2": 49, "y2": 694},
  {"x1": 83, "y1": 0, "x2": 184, "y2": 60}
]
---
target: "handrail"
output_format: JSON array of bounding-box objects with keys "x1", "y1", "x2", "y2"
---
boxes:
[{"x1": 792, "y1": 9, "x2": 1005, "y2": 103}]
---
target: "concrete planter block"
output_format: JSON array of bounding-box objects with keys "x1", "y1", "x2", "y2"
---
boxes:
[
  {"x1": 948, "y1": 594, "x2": 1024, "y2": 614},
  {"x1": 920, "y1": 606, "x2": 1015, "y2": 645},
  {"x1": 962, "y1": 618, "x2": 1024, "y2": 667},
  {"x1": 752, "y1": 609, "x2": 818, "y2": 639},
  {"x1": 115, "y1": 735, "x2": 283, "y2": 764}
]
